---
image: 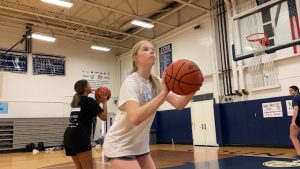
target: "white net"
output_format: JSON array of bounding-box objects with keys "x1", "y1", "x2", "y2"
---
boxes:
[
  {"x1": 247, "y1": 34, "x2": 279, "y2": 89},
  {"x1": 233, "y1": 0, "x2": 286, "y2": 90}
]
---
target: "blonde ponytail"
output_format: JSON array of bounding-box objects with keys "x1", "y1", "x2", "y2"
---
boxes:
[{"x1": 149, "y1": 74, "x2": 161, "y2": 96}]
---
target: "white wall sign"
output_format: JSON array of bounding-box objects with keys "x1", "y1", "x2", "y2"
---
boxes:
[
  {"x1": 286, "y1": 100, "x2": 293, "y2": 116},
  {"x1": 262, "y1": 101, "x2": 283, "y2": 118},
  {"x1": 82, "y1": 70, "x2": 111, "y2": 91}
]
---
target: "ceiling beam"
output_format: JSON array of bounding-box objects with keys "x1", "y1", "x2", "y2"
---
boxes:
[
  {"x1": 0, "y1": 14, "x2": 124, "y2": 43},
  {"x1": 121, "y1": 0, "x2": 192, "y2": 42},
  {"x1": 173, "y1": 0, "x2": 210, "y2": 12},
  {"x1": 0, "y1": 5, "x2": 150, "y2": 40},
  {"x1": 74, "y1": 0, "x2": 177, "y2": 28},
  {"x1": 0, "y1": 22, "x2": 131, "y2": 50},
  {"x1": 96, "y1": 0, "x2": 126, "y2": 25}
]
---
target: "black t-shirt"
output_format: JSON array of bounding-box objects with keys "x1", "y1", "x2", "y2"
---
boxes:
[
  {"x1": 292, "y1": 94, "x2": 300, "y2": 117},
  {"x1": 66, "y1": 96, "x2": 103, "y2": 137}
]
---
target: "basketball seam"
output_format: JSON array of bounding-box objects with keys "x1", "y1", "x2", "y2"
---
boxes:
[
  {"x1": 178, "y1": 69, "x2": 200, "y2": 81},
  {"x1": 178, "y1": 69, "x2": 202, "y2": 94},
  {"x1": 173, "y1": 62, "x2": 187, "y2": 92},
  {"x1": 165, "y1": 74, "x2": 202, "y2": 85},
  {"x1": 165, "y1": 64, "x2": 173, "y2": 84},
  {"x1": 178, "y1": 83, "x2": 187, "y2": 95}
]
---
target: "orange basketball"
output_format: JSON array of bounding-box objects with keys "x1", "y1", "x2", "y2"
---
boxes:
[
  {"x1": 95, "y1": 86, "x2": 111, "y2": 101},
  {"x1": 164, "y1": 59, "x2": 203, "y2": 95}
]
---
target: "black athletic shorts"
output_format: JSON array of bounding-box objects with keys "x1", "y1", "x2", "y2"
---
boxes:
[
  {"x1": 64, "y1": 130, "x2": 91, "y2": 156},
  {"x1": 296, "y1": 117, "x2": 300, "y2": 128},
  {"x1": 105, "y1": 152, "x2": 149, "y2": 161}
]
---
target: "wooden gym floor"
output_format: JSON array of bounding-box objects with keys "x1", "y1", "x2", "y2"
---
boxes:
[{"x1": 0, "y1": 144, "x2": 299, "y2": 169}]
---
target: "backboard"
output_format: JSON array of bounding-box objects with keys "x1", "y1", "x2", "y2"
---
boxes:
[{"x1": 232, "y1": 0, "x2": 300, "y2": 61}]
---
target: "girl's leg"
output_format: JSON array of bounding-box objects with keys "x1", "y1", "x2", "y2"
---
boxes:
[
  {"x1": 77, "y1": 151, "x2": 93, "y2": 169},
  {"x1": 110, "y1": 158, "x2": 141, "y2": 169},
  {"x1": 137, "y1": 154, "x2": 156, "y2": 169},
  {"x1": 290, "y1": 124, "x2": 300, "y2": 155},
  {"x1": 72, "y1": 156, "x2": 83, "y2": 169}
]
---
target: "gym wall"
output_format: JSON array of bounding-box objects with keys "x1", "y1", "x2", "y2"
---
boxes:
[{"x1": 0, "y1": 26, "x2": 117, "y2": 118}]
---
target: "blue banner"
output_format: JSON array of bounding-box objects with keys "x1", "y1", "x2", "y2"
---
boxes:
[
  {"x1": 0, "y1": 102, "x2": 8, "y2": 114},
  {"x1": 159, "y1": 44, "x2": 172, "y2": 78}
]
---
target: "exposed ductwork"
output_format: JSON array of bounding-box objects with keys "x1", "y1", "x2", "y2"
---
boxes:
[{"x1": 0, "y1": 0, "x2": 210, "y2": 55}]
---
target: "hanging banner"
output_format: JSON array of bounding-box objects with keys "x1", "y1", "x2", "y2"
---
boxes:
[
  {"x1": 262, "y1": 101, "x2": 283, "y2": 118},
  {"x1": 0, "y1": 102, "x2": 8, "y2": 114},
  {"x1": 0, "y1": 50, "x2": 28, "y2": 73},
  {"x1": 159, "y1": 44, "x2": 172, "y2": 78},
  {"x1": 32, "y1": 54, "x2": 65, "y2": 76}
]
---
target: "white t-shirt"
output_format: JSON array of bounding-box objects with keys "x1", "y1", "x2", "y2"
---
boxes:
[{"x1": 103, "y1": 72, "x2": 157, "y2": 157}]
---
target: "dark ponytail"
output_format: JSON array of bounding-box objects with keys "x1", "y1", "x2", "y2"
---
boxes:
[
  {"x1": 71, "y1": 80, "x2": 88, "y2": 108},
  {"x1": 290, "y1": 85, "x2": 299, "y2": 94}
]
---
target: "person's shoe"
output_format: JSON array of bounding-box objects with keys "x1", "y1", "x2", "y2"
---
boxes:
[
  {"x1": 91, "y1": 141, "x2": 97, "y2": 147},
  {"x1": 292, "y1": 155, "x2": 300, "y2": 163}
]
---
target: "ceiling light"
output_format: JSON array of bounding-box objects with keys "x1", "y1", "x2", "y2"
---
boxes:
[
  {"x1": 91, "y1": 45, "x2": 111, "y2": 52},
  {"x1": 131, "y1": 20, "x2": 154, "y2": 29},
  {"x1": 41, "y1": 0, "x2": 73, "y2": 8},
  {"x1": 31, "y1": 33, "x2": 56, "y2": 42}
]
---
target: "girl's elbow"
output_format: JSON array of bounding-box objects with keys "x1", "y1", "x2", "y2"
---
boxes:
[
  {"x1": 176, "y1": 106, "x2": 185, "y2": 110},
  {"x1": 103, "y1": 116, "x2": 108, "y2": 121},
  {"x1": 174, "y1": 104, "x2": 186, "y2": 110},
  {"x1": 100, "y1": 116, "x2": 107, "y2": 121}
]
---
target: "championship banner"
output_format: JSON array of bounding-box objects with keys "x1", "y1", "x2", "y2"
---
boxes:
[{"x1": 159, "y1": 44, "x2": 172, "y2": 78}]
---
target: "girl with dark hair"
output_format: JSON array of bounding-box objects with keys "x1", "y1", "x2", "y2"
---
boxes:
[
  {"x1": 289, "y1": 85, "x2": 300, "y2": 162},
  {"x1": 64, "y1": 79, "x2": 108, "y2": 169}
]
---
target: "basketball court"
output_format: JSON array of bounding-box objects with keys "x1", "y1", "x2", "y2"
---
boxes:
[
  {"x1": 1, "y1": 0, "x2": 300, "y2": 169},
  {"x1": 1, "y1": 145, "x2": 300, "y2": 169}
]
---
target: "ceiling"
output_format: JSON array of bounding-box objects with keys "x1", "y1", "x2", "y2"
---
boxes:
[{"x1": 0, "y1": 0, "x2": 211, "y2": 55}]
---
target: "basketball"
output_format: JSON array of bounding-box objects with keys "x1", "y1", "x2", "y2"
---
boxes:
[
  {"x1": 164, "y1": 59, "x2": 203, "y2": 95},
  {"x1": 95, "y1": 86, "x2": 111, "y2": 101}
]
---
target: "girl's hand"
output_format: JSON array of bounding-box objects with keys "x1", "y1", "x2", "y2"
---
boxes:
[
  {"x1": 96, "y1": 91, "x2": 108, "y2": 103},
  {"x1": 291, "y1": 122, "x2": 297, "y2": 128},
  {"x1": 160, "y1": 71, "x2": 170, "y2": 98}
]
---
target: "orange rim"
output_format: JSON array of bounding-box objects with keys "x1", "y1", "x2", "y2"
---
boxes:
[{"x1": 246, "y1": 33, "x2": 269, "y2": 47}]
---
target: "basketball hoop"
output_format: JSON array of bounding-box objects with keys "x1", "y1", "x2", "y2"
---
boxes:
[
  {"x1": 245, "y1": 32, "x2": 278, "y2": 90},
  {"x1": 246, "y1": 33, "x2": 269, "y2": 47}
]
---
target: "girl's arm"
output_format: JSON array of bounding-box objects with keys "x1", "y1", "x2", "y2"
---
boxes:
[
  {"x1": 98, "y1": 101, "x2": 107, "y2": 121},
  {"x1": 125, "y1": 82, "x2": 169, "y2": 126},
  {"x1": 292, "y1": 106, "x2": 299, "y2": 125},
  {"x1": 165, "y1": 91, "x2": 196, "y2": 110},
  {"x1": 96, "y1": 93, "x2": 108, "y2": 121}
]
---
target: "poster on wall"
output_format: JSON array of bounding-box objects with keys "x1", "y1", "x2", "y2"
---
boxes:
[
  {"x1": 0, "y1": 50, "x2": 27, "y2": 73},
  {"x1": 262, "y1": 101, "x2": 283, "y2": 118},
  {"x1": 286, "y1": 100, "x2": 293, "y2": 116},
  {"x1": 0, "y1": 102, "x2": 8, "y2": 114},
  {"x1": 159, "y1": 44, "x2": 172, "y2": 78},
  {"x1": 32, "y1": 54, "x2": 65, "y2": 75},
  {"x1": 81, "y1": 70, "x2": 111, "y2": 91}
]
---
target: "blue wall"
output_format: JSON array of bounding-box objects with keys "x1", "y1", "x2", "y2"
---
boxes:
[
  {"x1": 153, "y1": 95, "x2": 293, "y2": 147},
  {"x1": 218, "y1": 95, "x2": 293, "y2": 147},
  {"x1": 155, "y1": 108, "x2": 193, "y2": 144}
]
